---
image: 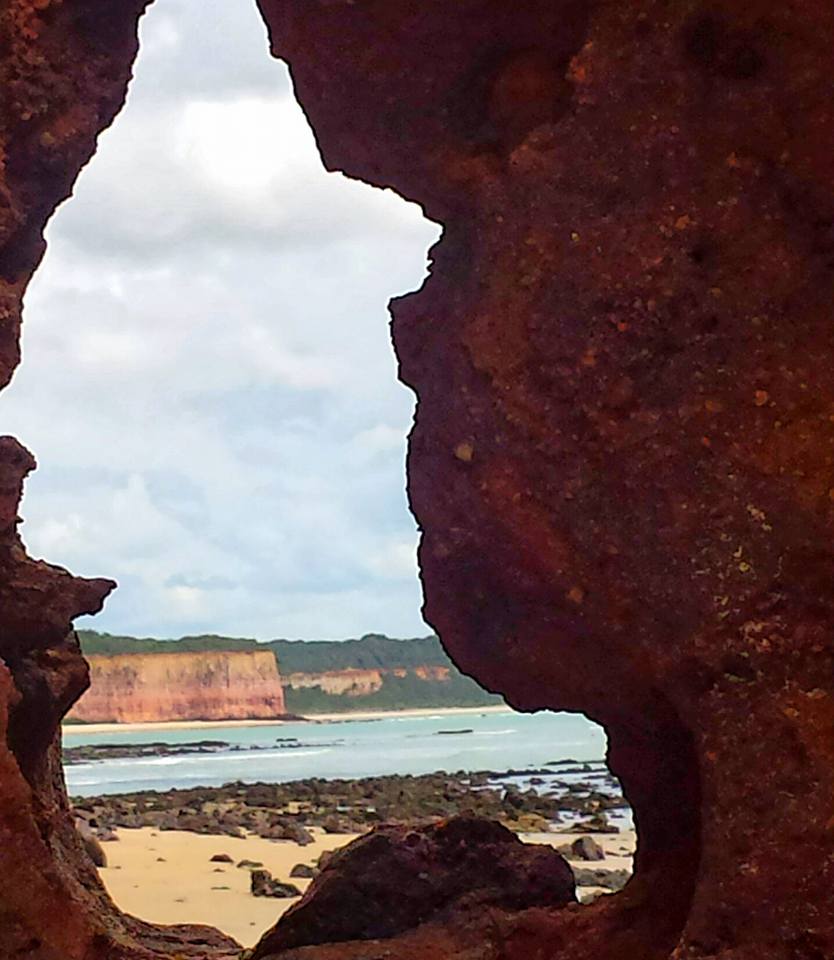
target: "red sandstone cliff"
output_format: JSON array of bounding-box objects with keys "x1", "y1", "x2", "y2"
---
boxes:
[{"x1": 67, "y1": 650, "x2": 286, "y2": 723}]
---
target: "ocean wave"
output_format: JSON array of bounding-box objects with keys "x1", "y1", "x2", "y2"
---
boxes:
[
  {"x1": 393, "y1": 714, "x2": 446, "y2": 722},
  {"x1": 151, "y1": 747, "x2": 333, "y2": 765},
  {"x1": 67, "y1": 747, "x2": 335, "y2": 772}
]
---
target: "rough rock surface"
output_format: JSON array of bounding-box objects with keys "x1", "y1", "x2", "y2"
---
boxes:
[
  {"x1": 68, "y1": 650, "x2": 287, "y2": 723},
  {"x1": 258, "y1": 0, "x2": 834, "y2": 957},
  {"x1": 0, "y1": 3, "x2": 238, "y2": 957},
  {"x1": 1, "y1": 0, "x2": 833, "y2": 959},
  {"x1": 253, "y1": 817, "x2": 576, "y2": 956}
]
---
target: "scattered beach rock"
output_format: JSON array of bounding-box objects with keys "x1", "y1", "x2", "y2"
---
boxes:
[
  {"x1": 284, "y1": 824, "x2": 315, "y2": 846},
  {"x1": 62, "y1": 740, "x2": 234, "y2": 765},
  {"x1": 209, "y1": 853, "x2": 233, "y2": 863},
  {"x1": 570, "y1": 814, "x2": 619, "y2": 834},
  {"x1": 570, "y1": 836, "x2": 605, "y2": 861},
  {"x1": 252, "y1": 816, "x2": 576, "y2": 954},
  {"x1": 289, "y1": 863, "x2": 317, "y2": 879},
  {"x1": 69, "y1": 768, "x2": 629, "y2": 848},
  {"x1": 81, "y1": 832, "x2": 107, "y2": 868},
  {"x1": 76, "y1": 821, "x2": 108, "y2": 868},
  {"x1": 250, "y1": 869, "x2": 302, "y2": 899},
  {"x1": 572, "y1": 867, "x2": 630, "y2": 892},
  {"x1": 321, "y1": 815, "x2": 357, "y2": 835},
  {"x1": 237, "y1": 859, "x2": 264, "y2": 870}
]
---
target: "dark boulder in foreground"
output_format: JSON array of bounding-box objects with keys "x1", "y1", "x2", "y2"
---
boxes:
[{"x1": 252, "y1": 815, "x2": 575, "y2": 956}]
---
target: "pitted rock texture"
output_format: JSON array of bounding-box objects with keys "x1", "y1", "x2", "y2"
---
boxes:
[
  {"x1": 262, "y1": 0, "x2": 834, "y2": 957},
  {"x1": 0, "y1": 0, "x2": 833, "y2": 959},
  {"x1": 0, "y1": 3, "x2": 238, "y2": 957}
]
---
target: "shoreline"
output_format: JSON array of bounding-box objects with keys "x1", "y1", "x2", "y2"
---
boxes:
[{"x1": 61, "y1": 704, "x2": 513, "y2": 736}]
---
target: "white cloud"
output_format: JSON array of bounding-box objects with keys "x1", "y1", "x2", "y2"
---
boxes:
[
  {"x1": 366, "y1": 540, "x2": 420, "y2": 580},
  {"x1": 2, "y1": 0, "x2": 441, "y2": 641},
  {"x1": 352, "y1": 424, "x2": 408, "y2": 458}
]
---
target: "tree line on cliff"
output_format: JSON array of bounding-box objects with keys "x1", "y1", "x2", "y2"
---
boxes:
[{"x1": 76, "y1": 631, "x2": 503, "y2": 713}]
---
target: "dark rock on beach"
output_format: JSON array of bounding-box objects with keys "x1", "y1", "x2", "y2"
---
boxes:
[
  {"x1": 62, "y1": 740, "x2": 234, "y2": 765},
  {"x1": 70, "y1": 768, "x2": 629, "y2": 844},
  {"x1": 77, "y1": 822, "x2": 108, "y2": 868},
  {"x1": 570, "y1": 836, "x2": 605, "y2": 861},
  {"x1": 571, "y1": 867, "x2": 631, "y2": 892},
  {"x1": 252, "y1": 816, "x2": 576, "y2": 955},
  {"x1": 250, "y1": 869, "x2": 302, "y2": 899}
]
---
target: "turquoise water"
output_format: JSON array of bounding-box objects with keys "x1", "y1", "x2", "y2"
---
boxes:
[{"x1": 63, "y1": 709, "x2": 609, "y2": 797}]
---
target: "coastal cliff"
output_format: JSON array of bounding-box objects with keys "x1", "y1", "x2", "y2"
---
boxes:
[
  {"x1": 272, "y1": 635, "x2": 501, "y2": 712},
  {"x1": 284, "y1": 665, "x2": 450, "y2": 696},
  {"x1": 68, "y1": 650, "x2": 286, "y2": 724},
  {"x1": 75, "y1": 632, "x2": 503, "y2": 715}
]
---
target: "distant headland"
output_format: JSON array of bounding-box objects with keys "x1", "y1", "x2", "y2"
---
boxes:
[{"x1": 68, "y1": 631, "x2": 503, "y2": 724}]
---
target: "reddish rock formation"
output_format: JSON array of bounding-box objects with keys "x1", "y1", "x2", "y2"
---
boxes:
[
  {"x1": 1, "y1": 1, "x2": 834, "y2": 959},
  {"x1": 0, "y1": 445, "x2": 240, "y2": 959},
  {"x1": 0, "y1": 3, "x2": 238, "y2": 956},
  {"x1": 68, "y1": 650, "x2": 287, "y2": 723}
]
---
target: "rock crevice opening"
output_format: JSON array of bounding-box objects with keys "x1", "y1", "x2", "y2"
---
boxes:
[{"x1": 2, "y1": 0, "x2": 834, "y2": 958}]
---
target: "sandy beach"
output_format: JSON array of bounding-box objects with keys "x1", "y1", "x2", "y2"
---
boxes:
[
  {"x1": 97, "y1": 826, "x2": 635, "y2": 948},
  {"x1": 62, "y1": 704, "x2": 513, "y2": 737}
]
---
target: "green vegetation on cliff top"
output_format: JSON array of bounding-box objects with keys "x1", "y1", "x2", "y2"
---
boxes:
[
  {"x1": 76, "y1": 630, "x2": 503, "y2": 713},
  {"x1": 78, "y1": 631, "x2": 454, "y2": 670}
]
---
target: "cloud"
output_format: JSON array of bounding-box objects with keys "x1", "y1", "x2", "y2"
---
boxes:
[{"x1": 1, "y1": 0, "x2": 441, "y2": 641}]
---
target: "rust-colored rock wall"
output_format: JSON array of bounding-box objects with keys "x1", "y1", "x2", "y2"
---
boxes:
[
  {"x1": 68, "y1": 650, "x2": 287, "y2": 723},
  {"x1": 259, "y1": 1, "x2": 834, "y2": 958},
  {"x1": 0, "y1": 1, "x2": 833, "y2": 959},
  {"x1": 0, "y1": 3, "x2": 238, "y2": 957}
]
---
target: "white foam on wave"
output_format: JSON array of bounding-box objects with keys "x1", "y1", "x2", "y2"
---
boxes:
[
  {"x1": 393, "y1": 714, "x2": 446, "y2": 722},
  {"x1": 142, "y1": 747, "x2": 333, "y2": 766}
]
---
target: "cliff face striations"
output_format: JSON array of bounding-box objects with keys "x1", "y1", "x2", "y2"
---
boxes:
[
  {"x1": 68, "y1": 651, "x2": 286, "y2": 723},
  {"x1": 1, "y1": 1, "x2": 834, "y2": 960}
]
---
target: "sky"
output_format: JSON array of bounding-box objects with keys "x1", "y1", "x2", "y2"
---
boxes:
[{"x1": 1, "y1": 0, "x2": 440, "y2": 641}]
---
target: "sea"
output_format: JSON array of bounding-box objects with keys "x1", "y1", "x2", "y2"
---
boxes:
[{"x1": 62, "y1": 709, "x2": 630, "y2": 828}]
